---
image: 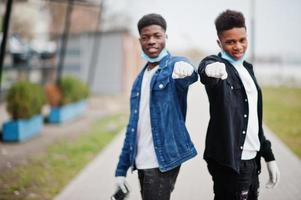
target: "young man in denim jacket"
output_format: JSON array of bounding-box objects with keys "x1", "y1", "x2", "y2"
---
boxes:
[
  {"x1": 114, "y1": 13, "x2": 198, "y2": 200},
  {"x1": 198, "y1": 10, "x2": 280, "y2": 200}
]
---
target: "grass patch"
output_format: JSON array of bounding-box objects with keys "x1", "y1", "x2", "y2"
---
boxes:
[
  {"x1": 0, "y1": 113, "x2": 127, "y2": 200},
  {"x1": 262, "y1": 86, "x2": 301, "y2": 159}
]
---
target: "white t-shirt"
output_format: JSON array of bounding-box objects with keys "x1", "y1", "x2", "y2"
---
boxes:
[
  {"x1": 135, "y1": 65, "x2": 159, "y2": 169},
  {"x1": 233, "y1": 63, "x2": 260, "y2": 160}
]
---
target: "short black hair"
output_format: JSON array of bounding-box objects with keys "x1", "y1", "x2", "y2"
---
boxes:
[
  {"x1": 215, "y1": 10, "x2": 246, "y2": 36},
  {"x1": 137, "y1": 13, "x2": 167, "y2": 34}
]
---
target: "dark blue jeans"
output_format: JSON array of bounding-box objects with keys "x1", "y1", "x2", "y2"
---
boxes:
[
  {"x1": 138, "y1": 166, "x2": 180, "y2": 200},
  {"x1": 207, "y1": 159, "x2": 259, "y2": 200}
]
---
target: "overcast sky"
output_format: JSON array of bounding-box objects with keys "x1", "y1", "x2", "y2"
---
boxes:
[{"x1": 103, "y1": 0, "x2": 301, "y2": 60}]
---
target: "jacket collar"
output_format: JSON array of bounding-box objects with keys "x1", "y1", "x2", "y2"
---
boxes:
[{"x1": 158, "y1": 52, "x2": 171, "y2": 69}]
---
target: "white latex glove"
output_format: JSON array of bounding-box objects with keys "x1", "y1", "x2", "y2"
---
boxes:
[
  {"x1": 116, "y1": 176, "x2": 128, "y2": 193},
  {"x1": 266, "y1": 161, "x2": 280, "y2": 189},
  {"x1": 205, "y1": 62, "x2": 228, "y2": 80},
  {"x1": 172, "y1": 61, "x2": 195, "y2": 79}
]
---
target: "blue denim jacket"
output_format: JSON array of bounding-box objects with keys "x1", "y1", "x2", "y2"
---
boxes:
[{"x1": 115, "y1": 53, "x2": 198, "y2": 177}]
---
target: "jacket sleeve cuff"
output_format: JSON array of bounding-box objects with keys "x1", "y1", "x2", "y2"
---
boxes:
[
  {"x1": 115, "y1": 169, "x2": 127, "y2": 177},
  {"x1": 198, "y1": 61, "x2": 220, "y2": 86},
  {"x1": 262, "y1": 150, "x2": 275, "y2": 162},
  {"x1": 260, "y1": 138, "x2": 276, "y2": 162},
  {"x1": 174, "y1": 71, "x2": 198, "y2": 89}
]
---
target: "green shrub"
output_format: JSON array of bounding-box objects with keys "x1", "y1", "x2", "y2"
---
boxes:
[
  {"x1": 59, "y1": 76, "x2": 89, "y2": 105},
  {"x1": 6, "y1": 81, "x2": 46, "y2": 120}
]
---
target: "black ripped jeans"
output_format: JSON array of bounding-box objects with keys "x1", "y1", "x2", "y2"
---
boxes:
[
  {"x1": 207, "y1": 159, "x2": 259, "y2": 200},
  {"x1": 137, "y1": 166, "x2": 180, "y2": 200}
]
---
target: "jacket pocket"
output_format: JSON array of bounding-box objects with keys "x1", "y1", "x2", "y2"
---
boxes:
[
  {"x1": 226, "y1": 79, "x2": 243, "y2": 107},
  {"x1": 226, "y1": 79, "x2": 242, "y2": 90},
  {"x1": 153, "y1": 77, "x2": 170, "y2": 90},
  {"x1": 152, "y1": 77, "x2": 172, "y2": 107}
]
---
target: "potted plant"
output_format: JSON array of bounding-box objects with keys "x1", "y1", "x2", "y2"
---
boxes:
[
  {"x1": 2, "y1": 81, "x2": 46, "y2": 142},
  {"x1": 45, "y1": 76, "x2": 89, "y2": 123}
]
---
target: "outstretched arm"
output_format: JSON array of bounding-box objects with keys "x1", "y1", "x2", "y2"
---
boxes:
[
  {"x1": 198, "y1": 56, "x2": 227, "y2": 86},
  {"x1": 172, "y1": 61, "x2": 198, "y2": 89}
]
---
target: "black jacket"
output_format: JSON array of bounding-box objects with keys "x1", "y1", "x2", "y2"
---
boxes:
[{"x1": 198, "y1": 54, "x2": 275, "y2": 174}]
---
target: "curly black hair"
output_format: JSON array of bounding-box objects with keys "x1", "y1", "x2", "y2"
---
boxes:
[
  {"x1": 137, "y1": 13, "x2": 167, "y2": 34},
  {"x1": 215, "y1": 10, "x2": 246, "y2": 36}
]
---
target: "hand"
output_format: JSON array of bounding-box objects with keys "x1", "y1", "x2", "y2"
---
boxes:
[
  {"x1": 116, "y1": 176, "x2": 128, "y2": 193},
  {"x1": 172, "y1": 61, "x2": 195, "y2": 79},
  {"x1": 266, "y1": 161, "x2": 280, "y2": 189},
  {"x1": 205, "y1": 62, "x2": 228, "y2": 80}
]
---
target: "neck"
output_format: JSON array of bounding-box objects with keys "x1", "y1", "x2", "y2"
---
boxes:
[{"x1": 147, "y1": 62, "x2": 159, "y2": 70}]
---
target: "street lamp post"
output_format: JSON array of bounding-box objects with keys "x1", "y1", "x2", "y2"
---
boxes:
[
  {"x1": 0, "y1": 0, "x2": 14, "y2": 96},
  {"x1": 87, "y1": 0, "x2": 104, "y2": 88},
  {"x1": 56, "y1": 0, "x2": 75, "y2": 84}
]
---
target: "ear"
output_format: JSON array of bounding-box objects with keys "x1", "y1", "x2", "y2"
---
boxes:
[
  {"x1": 217, "y1": 39, "x2": 222, "y2": 48},
  {"x1": 165, "y1": 34, "x2": 168, "y2": 39}
]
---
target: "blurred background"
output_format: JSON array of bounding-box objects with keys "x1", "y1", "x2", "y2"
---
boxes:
[{"x1": 0, "y1": 0, "x2": 300, "y2": 199}]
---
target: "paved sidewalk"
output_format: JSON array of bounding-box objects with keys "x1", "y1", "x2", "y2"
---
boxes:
[{"x1": 55, "y1": 84, "x2": 301, "y2": 200}]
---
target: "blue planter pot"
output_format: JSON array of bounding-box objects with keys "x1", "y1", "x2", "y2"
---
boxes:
[
  {"x1": 2, "y1": 115, "x2": 43, "y2": 142},
  {"x1": 48, "y1": 100, "x2": 87, "y2": 124}
]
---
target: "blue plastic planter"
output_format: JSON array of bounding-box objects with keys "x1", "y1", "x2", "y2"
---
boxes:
[
  {"x1": 2, "y1": 115, "x2": 43, "y2": 142},
  {"x1": 48, "y1": 100, "x2": 87, "y2": 123}
]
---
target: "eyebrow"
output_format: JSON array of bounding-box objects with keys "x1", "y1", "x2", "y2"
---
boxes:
[
  {"x1": 225, "y1": 37, "x2": 246, "y2": 42},
  {"x1": 225, "y1": 39, "x2": 236, "y2": 43},
  {"x1": 141, "y1": 32, "x2": 163, "y2": 36}
]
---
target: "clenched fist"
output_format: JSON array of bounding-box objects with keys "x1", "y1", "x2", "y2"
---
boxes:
[
  {"x1": 205, "y1": 62, "x2": 228, "y2": 80},
  {"x1": 172, "y1": 61, "x2": 195, "y2": 79}
]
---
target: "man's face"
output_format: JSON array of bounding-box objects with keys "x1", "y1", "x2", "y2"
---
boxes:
[
  {"x1": 139, "y1": 25, "x2": 166, "y2": 58},
  {"x1": 217, "y1": 27, "x2": 248, "y2": 60}
]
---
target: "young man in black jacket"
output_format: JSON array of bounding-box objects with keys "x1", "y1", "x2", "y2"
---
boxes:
[{"x1": 198, "y1": 10, "x2": 280, "y2": 200}]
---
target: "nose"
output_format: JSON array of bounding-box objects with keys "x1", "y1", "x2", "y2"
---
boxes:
[
  {"x1": 147, "y1": 36, "x2": 156, "y2": 45},
  {"x1": 234, "y1": 42, "x2": 243, "y2": 51}
]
